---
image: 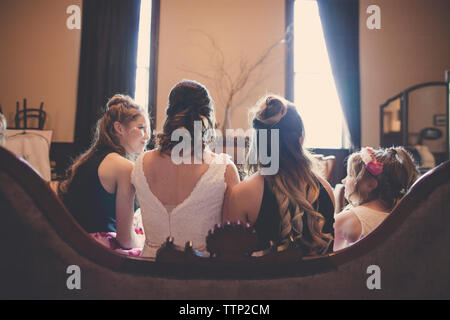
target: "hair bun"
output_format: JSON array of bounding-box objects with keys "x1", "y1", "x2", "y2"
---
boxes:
[
  {"x1": 107, "y1": 94, "x2": 127, "y2": 109},
  {"x1": 166, "y1": 80, "x2": 212, "y2": 120},
  {"x1": 257, "y1": 96, "x2": 287, "y2": 125},
  {"x1": 159, "y1": 80, "x2": 215, "y2": 154}
]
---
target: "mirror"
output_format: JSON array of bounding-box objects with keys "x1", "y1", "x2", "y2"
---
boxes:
[
  {"x1": 408, "y1": 85, "x2": 447, "y2": 153},
  {"x1": 381, "y1": 97, "x2": 402, "y2": 146},
  {"x1": 380, "y1": 82, "x2": 449, "y2": 167}
]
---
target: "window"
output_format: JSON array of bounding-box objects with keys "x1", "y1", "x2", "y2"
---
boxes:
[
  {"x1": 134, "y1": 0, "x2": 153, "y2": 110},
  {"x1": 293, "y1": 0, "x2": 344, "y2": 149}
]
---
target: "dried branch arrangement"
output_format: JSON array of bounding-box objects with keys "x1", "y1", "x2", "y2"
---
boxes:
[{"x1": 180, "y1": 29, "x2": 291, "y2": 134}]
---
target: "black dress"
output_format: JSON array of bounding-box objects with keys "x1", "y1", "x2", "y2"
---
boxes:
[
  {"x1": 62, "y1": 147, "x2": 117, "y2": 233},
  {"x1": 253, "y1": 177, "x2": 335, "y2": 252}
]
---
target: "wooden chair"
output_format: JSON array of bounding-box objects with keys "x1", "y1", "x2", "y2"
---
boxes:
[
  {"x1": 14, "y1": 98, "x2": 46, "y2": 130},
  {"x1": 0, "y1": 145, "x2": 449, "y2": 299}
]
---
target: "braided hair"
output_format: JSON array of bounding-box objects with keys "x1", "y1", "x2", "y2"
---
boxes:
[{"x1": 58, "y1": 94, "x2": 147, "y2": 196}]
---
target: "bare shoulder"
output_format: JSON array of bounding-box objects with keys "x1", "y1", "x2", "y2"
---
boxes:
[
  {"x1": 103, "y1": 152, "x2": 134, "y2": 177},
  {"x1": 142, "y1": 150, "x2": 171, "y2": 173},
  {"x1": 334, "y1": 209, "x2": 358, "y2": 226},
  {"x1": 226, "y1": 172, "x2": 264, "y2": 223},
  {"x1": 334, "y1": 209, "x2": 362, "y2": 242},
  {"x1": 231, "y1": 173, "x2": 264, "y2": 210},
  {"x1": 237, "y1": 172, "x2": 263, "y2": 192}
]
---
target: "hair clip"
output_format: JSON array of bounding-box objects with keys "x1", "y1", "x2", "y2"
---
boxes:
[{"x1": 361, "y1": 147, "x2": 383, "y2": 176}]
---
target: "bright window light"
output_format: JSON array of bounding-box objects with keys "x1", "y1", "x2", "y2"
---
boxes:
[
  {"x1": 294, "y1": 0, "x2": 344, "y2": 149},
  {"x1": 134, "y1": 0, "x2": 152, "y2": 110}
]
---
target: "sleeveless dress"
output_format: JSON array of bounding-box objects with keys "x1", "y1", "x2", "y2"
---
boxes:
[
  {"x1": 132, "y1": 152, "x2": 232, "y2": 257},
  {"x1": 254, "y1": 177, "x2": 335, "y2": 253},
  {"x1": 62, "y1": 146, "x2": 118, "y2": 233},
  {"x1": 62, "y1": 146, "x2": 144, "y2": 256},
  {"x1": 336, "y1": 206, "x2": 389, "y2": 249}
]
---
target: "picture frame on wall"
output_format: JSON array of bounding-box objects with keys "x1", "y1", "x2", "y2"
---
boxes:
[{"x1": 433, "y1": 114, "x2": 447, "y2": 127}]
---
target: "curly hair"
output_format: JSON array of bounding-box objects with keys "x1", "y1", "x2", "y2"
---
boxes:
[
  {"x1": 248, "y1": 95, "x2": 333, "y2": 255},
  {"x1": 156, "y1": 80, "x2": 215, "y2": 155},
  {"x1": 346, "y1": 147, "x2": 419, "y2": 210}
]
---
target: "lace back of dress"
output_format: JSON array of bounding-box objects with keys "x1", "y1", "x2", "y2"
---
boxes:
[{"x1": 132, "y1": 153, "x2": 230, "y2": 257}]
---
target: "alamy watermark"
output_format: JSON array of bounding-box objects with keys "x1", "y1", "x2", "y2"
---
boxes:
[
  {"x1": 67, "y1": 4, "x2": 381, "y2": 31},
  {"x1": 66, "y1": 5, "x2": 81, "y2": 30},
  {"x1": 367, "y1": 5, "x2": 381, "y2": 30},
  {"x1": 66, "y1": 265, "x2": 81, "y2": 290},
  {"x1": 366, "y1": 265, "x2": 381, "y2": 290},
  {"x1": 168, "y1": 121, "x2": 280, "y2": 175}
]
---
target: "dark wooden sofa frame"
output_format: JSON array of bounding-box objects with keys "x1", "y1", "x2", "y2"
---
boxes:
[{"x1": 0, "y1": 146, "x2": 449, "y2": 299}]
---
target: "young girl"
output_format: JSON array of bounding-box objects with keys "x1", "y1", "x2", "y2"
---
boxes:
[
  {"x1": 59, "y1": 94, "x2": 150, "y2": 256},
  {"x1": 333, "y1": 147, "x2": 419, "y2": 251}
]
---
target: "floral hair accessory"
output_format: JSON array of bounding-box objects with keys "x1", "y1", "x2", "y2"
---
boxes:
[{"x1": 361, "y1": 147, "x2": 383, "y2": 176}]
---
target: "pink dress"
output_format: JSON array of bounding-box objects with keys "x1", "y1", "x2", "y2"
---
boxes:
[{"x1": 89, "y1": 209, "x2": 146, "y2": 256}]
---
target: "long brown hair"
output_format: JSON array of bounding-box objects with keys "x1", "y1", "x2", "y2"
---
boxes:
[
  {"x1": 248, "y1": 95, "x2": 333, "y2": 255},
  {"x1": 346, "y1": 147, "x2": 419, "y2": 210},
  {"x1": 58, "y1": 94, "x2": 147, "y2": 196},
  {"x1": 156, "y1": 79, "x2": 215, "y2": 155}
]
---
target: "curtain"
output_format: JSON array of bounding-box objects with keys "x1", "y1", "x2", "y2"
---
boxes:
[
  {"x1": 317, "y1": 0, "x2": 361, "y2": 149},
  {"x1": 74, "y1": 0, "x2": 141, "y2": 154}
]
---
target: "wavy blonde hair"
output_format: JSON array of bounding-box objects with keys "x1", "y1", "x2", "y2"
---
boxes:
[{"x1": 248, "y1": 95, "x2": 333, "y2": 255}]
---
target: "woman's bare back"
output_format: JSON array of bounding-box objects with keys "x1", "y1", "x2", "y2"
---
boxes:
[{"x1": 142, "y1": 149, "x2": 216, "y2": 206}]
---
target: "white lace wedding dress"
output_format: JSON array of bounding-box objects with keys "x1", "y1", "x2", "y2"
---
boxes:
[{"x1": 131, "y1": 152, "x2": 231, "y2": 257}]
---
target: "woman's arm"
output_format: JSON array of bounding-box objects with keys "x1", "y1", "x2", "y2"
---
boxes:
[
  {"x1": 223, "y1": 174, "x2": 264, "y2": 225},
  {"x1": 224, "y1": 185, "x2": 248, "y2": 223},
  {"x1": 114, "y1": 158, "x2": 139, "y2": 249},
  {"x1": 221, "y1": 163, "x2": 240, "y2": 220}
]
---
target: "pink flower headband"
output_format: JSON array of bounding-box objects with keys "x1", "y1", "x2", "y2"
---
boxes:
[{"x1": 361, "y1": 147, "x2": 383, "y2": 176}]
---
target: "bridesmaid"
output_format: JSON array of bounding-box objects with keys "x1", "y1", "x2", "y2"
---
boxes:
[
  {"x1": 225, "y1": 95, "x2": 335, "y2": 255},
  {"x1": 59, "y1": 94, "x2": 150, "y2": 255}
]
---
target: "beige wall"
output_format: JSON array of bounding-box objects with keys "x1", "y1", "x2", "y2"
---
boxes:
[
  {"x1": 360, "y1": 0, "x2": 450, "y2": 147},
  {"x1": 0, "y1": 0, "x2": 285, "y2": 141},
  {"x1": 156, "y1": 0, "x2": 286, "y2": 132},
  {"x1": 2, "y1": 0, "x2": 449, "y2": 147},
  {"x1": 0, "y1": 0, "x2": 81, "y2": 143}
]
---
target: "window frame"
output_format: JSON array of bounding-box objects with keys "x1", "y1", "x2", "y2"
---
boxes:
[
  {"x1": 285, "y1": 0, "x2": 347, "y2": 150},
  {"x1": 147, "y1": 0, "x2": 161, "y2": 134}
]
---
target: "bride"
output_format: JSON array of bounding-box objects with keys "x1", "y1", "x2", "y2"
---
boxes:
[{"x1": 132, "y1": 80, "x2": 240, "y2": 257}]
